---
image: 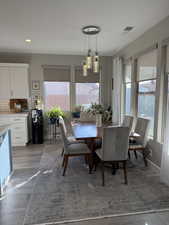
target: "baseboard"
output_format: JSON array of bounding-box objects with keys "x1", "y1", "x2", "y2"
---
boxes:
[
  {"x1": 147, "y1": 158, "x2": 160, "y2": 171},
  {"x1": 32, "y1": 208, "x2": 169, "y2": 225},
  {"x1": 136, "y1": 151, "x2": 160, "y2": 171}
]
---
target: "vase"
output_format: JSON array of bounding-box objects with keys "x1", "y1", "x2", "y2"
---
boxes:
[
  {"x1": 49, "y1": 117, "x2": 57, "y2": 124},
  {"x1": 96, "y1": 114, "x2": 102, "y2": 127},
  {"x1": 72, "y1": 112, "x2": 80, "y2": 118}
]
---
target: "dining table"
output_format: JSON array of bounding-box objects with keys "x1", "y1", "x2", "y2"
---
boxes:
[
  {"x1": 72, "y1": 122, "x2": 141, "y2": 152},
  {"x1": 72, "y1": 122, "x2": 103, "y2": 151}
]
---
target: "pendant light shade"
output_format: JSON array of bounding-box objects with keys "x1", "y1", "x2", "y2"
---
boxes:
[
  {"x1": 93, "y1": 52, "x2": 99, "y2": 73},
  {"x1": 83, "y1": 61, "x2": 88, "y2": 76},
  {"x1": 86, "y1": 49, "x2": 92, "y2": 69},
  {"x1": 93, "y1": 58, "x2": 99, "y2": 73}
]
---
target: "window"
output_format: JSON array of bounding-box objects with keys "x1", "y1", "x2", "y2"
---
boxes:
[
  {"x1": 44, "y1": 81, "x2": 70, "y2": 111},
  {"x1": 138, "y1": 80, "x2": 156, "y2": 137},
  {"x1": 137, "y1": 49, "x2": 157, "y2": 137},
  {"x1": 124, "y1": 62, "x2": 132, "y2": 114},
  {"x1": 76, "y1": 83, "x2": 99, "y2": 109}
]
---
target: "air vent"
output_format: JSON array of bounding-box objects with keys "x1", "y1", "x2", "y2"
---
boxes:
[{"x1": 124, "y1": 26, "x2": 134, "y2": 32}]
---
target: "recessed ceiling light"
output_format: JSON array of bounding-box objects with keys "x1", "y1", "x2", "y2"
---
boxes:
[
  {"x1": 123, "y1": 26, "x2": 134, "y2": 32},
  {"x1": 25, "y1": 39, "x2": 31, "y2": 43}
]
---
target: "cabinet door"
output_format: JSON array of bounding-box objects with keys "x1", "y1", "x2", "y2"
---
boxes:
[
  {"x1": 10, "y1": 67, "x2": 29, "y2": 99},
  {"x1": 0, "y1": 67, "x2": 10, "y2": 99}
]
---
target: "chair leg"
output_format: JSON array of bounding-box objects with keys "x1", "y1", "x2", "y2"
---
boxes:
[
  {"x1": 61, "y1": 148, "x2": 64, "y2": 156},
  {"x1": 101, "y1": 161, "x2": 105, "y2": 186},
  {"x1": 134, "y1": 150, "x2": 138, "y2": 159},
  {"x1": 84, "y1": 155, "x2": 88, "y2": 164},
  {"x1": 88, "y1": 154, "x2": 92, "y2": 174},
  {"x1": 63, "y1": 155, "x2": 69, "y2": 176},
  {"x1": 123, "y1": 161, "x2": 128, "y2": 185},
  {"x1": 112, "y1": 163, "x2": 116, "y2": 175},
  {"x1": 62, "y1": 155, "x2": 65, "y2": 167},
  {"x1": 143, "y1": 150, "x2": 148, "y2": 167},
  {"x1": 128, "y1": 151, "x2": 131, "y2": 159},
  {"x1": 93, "y1": 152, "x2": 99, "y2": 171}
]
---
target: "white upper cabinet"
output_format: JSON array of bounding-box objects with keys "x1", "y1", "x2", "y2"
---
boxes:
[
  {"x1": 10, "y1": 66, "x2": 29, "y2": 98},
  {"x1": 0, "y1": 64, "x2": 29, "y2": 99},
  {"x1": 0, "y1": 67, "x2": 10, "y2": 99}
]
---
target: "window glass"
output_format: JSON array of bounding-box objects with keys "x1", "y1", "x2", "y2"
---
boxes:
[
  {"x1": 76, "y1": 83, "x2": 99, "y2": 109},
  {"x1": 125, "y1": 83, "x2": 131, "y2": 114},
  {"x1": 44, "y1": 81, "x2": 70, "y2": 111},
  {"x1": 138, "y1": 80, "x2": 156, "y2": 137}
]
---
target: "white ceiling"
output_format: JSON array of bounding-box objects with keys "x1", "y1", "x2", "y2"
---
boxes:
[{"x1": 0, "y1": 0, "x2": 169, "y2": 56}]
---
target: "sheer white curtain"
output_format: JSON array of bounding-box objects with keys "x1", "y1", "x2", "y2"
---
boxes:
[
  {"x1": 112, "y1": 57, "x2": 123, "y2": 125},
  {"x1": 160, "y1": 46, "x2": 169, "y2": 185},
  {"x1": 160, "y1": 100, "x2": 169, "y2": 185}
]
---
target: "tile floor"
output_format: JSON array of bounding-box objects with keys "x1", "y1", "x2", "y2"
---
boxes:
[{"x1": 1, "y1": 143, "x2": 169, "y2": 225}]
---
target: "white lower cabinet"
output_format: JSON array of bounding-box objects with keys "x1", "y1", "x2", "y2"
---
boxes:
[{"x1": 0, "y1": 114, "x2": 29, "y2": 146}]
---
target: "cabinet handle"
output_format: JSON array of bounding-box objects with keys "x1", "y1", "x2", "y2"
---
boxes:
[{"x1": 13, "y1": 119, "x2": 21, "y2": 121}]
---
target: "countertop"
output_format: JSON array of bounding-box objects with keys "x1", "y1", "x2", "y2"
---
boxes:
[{"x1": 0, "y1": 111, "x2": 29, "y2": 117}]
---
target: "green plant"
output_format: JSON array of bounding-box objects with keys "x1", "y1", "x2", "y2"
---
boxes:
[{"x1": 46, "y1": 106, "x2": 64, "y2": 119}]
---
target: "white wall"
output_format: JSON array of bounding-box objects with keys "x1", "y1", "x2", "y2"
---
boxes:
[{"x1": 114, "y1": 15, "x2": 169, "y2": 167}]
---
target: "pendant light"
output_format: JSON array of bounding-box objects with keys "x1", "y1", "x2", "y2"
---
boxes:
[
  {"x1": 86, "y1": 49, "x2": 92, "y2": 69},
  {"x1": 93, "y1": 54, "x2": 99, "y2": 73},
  {"x1": 82, "y1": 25, "x2": 101, "y2": 76},
  {"x1": 82, "y1": 61, "x2": 88, "y2": 76},
  {"x1": 93, "y1": 35, "x2": 99, "y2": 73}
]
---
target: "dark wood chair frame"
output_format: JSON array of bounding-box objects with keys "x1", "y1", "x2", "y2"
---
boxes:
[
  {"x1": 62, "y1": 152, "x2": 93, "y2": 176},
  {"x1": 94, "y1": 159, "x2": 128, "y2": 186},
  {"x1": 128, "y1": 146, "x2": 148, "y2": 167}
]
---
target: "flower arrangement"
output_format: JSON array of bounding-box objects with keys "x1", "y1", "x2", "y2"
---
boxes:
[
  {"x1": 87, "y1": 103, "x2": 112, "y2": 123},
  {"x1": 87, "y1": 103, "x2": 104, "y2": 115}
]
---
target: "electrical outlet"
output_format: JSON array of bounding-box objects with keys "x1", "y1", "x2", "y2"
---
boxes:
[{"x1": 149, "y1": 148, "x2": 153, "y2": 157}]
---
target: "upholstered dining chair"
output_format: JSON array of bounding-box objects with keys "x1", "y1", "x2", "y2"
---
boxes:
[
  {"x1": 95, "y1": 127, "x2": 129, "y2": 186},
  {"x1": 59, "y1": 121, "x2": 92, "y2": 176},
  {"x1": 122, "y1": 115, "x2": 134, "y2": 134},
  {"x1": 128, "y1": 117, "x2": 150, "y2": 166},
  {"x1": 59, "y1": 116, "x2": 84, "y2": 156}
]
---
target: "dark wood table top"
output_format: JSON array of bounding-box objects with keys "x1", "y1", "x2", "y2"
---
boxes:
[
  {"x1": 73, "y1": 123, "x2": 103, "y2": 140},
  {"x1": 73, "y1": 122, "x2": 139, "y2": 141}
]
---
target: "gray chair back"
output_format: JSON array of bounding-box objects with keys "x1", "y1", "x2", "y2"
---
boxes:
[
  {"x1": 64, "y1": 117, "x2": 74, "y2": 136},
  {"x1": 59, "y1": 121, "x2": 69, "y2": 150},
  {"x1": 59, "y1": 116, "x2": 67, "y2": 135},
  {"x1": 100, "y1": 127, "x2": 129, "y2": 161},
  {"x1": 134, "y1": 117, "x2": 150, "y2": 146},
  {"x1": 122, "y1": 115, "x2": 134, "y2": 133}
]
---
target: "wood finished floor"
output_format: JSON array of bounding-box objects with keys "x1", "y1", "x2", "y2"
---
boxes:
[{"x1": 1, "y1": 144, "x2": 169, "y2": 225}]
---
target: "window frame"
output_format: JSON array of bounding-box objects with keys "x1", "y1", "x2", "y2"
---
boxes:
[
  {"x1": 136, "y1": 49, "x2": 158, "y2": 138},
  {"x1": 136, "y1": 78, "x2": 156, "y2": 138}
]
